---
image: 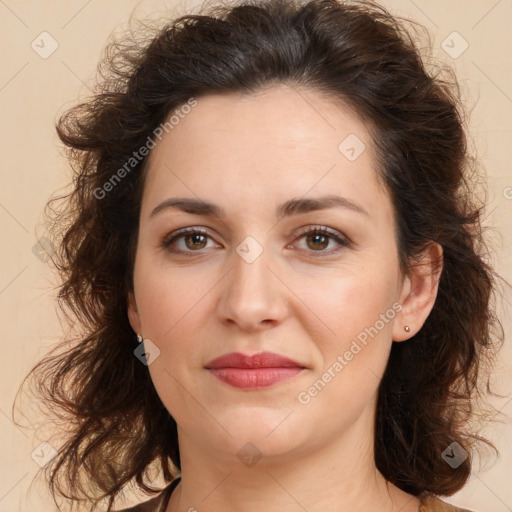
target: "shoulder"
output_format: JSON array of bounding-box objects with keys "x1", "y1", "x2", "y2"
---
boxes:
[
  {"x1": 115, "y1": 485, "x2": 477, "y2": 512},
  {"x1": 113, "y1": 494, "x2": 161, "y2": 512},
  {"x1": 420, "y1": 495, "x2": 478, "y2": 512},
  {"x1": 114, "y1": 478, "x2": 180, "y2": 512},
  {"x1": 113, "y1": 493, "x2": 163, "y2": 512}
]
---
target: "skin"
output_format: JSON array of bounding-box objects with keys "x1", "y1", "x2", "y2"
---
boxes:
[{"x1": 127, "y1": 84, "x2": 442, "y2": 512}]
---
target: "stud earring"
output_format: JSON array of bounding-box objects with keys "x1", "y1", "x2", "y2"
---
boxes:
[
  {"x1": 137, "y1": 334, "x2": 143, "y2": 343},
  {"x1": 404, "y1": 325, "x2": 411, "y2": 332}
]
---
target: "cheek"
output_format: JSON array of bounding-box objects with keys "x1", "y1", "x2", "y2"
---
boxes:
[
  {"x1": 133, "y1": 257, "x2": 220, "y2": 396},
  {"x1": 296, "y1": 276, "x2": 397, "y2": 417},
  {"x1": 133, "y1": 261, "x2": 209, "y2": 417},
  {"x1": 298, "y1": 260, "x2": 400, "y2": 402},
  {"x1": 299, "y1": 263, "x2": 400, "y2": 346},
  {"x1": 134, "y1": 256, "x2": 207, "y2": 337}
]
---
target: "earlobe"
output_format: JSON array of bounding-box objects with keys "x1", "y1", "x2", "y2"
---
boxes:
[{"x1": 392, "y1": 242, "x2": 443, "y2": 342}]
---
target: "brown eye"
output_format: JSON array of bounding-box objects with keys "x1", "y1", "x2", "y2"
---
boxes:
[
  {"x1": 183, "y1": 233, "x2": 208, "y2": 250},
  {"x1": 293, "y1": 226, "x2": 349, "y2": 256},
  {"x1": 162, "y1": 227, "x2": 216, "y2": 254},
  {"x1": 305, "y1": 232, "x2": 330, "y2": 251}
]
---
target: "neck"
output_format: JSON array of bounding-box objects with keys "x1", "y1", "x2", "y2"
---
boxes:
[{"x1": 166, "y1": 415, "x2": 420, "y2": 512}]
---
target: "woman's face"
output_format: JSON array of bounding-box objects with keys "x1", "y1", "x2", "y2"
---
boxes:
[{"x1": 128, "y1": 85, "x2": 433, "y2": 462}]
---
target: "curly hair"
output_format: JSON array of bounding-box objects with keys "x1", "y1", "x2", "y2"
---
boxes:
[{"x1": 17, "y1": 0, "x2": 505, "y2": 510}]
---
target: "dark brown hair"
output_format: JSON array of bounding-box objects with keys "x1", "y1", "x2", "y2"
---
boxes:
[{"x1": 17, "y1": 0, "x2": 505, "y2": 509}]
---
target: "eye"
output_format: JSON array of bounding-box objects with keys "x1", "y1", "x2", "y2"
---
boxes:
[
  {"x1": 291, "y1": 226, "x2": 349, "y2": 256},
  {"x1": 161, "y1": 227, "x2": 219, "y2": 255},
  {"x1": 161, "y1": 225, "x2": 350, "y2": 256}
]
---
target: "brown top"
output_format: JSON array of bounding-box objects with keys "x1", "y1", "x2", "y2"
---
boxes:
[{"x1": 115, "y1": 478, "x2": 476, "y2": 512}]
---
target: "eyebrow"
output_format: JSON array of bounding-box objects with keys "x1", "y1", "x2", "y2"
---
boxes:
[{"x1": 149, "y1": 194, "x2": 369, "y2": 219}]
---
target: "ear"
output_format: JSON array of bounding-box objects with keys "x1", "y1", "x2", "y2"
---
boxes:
[
  {"x1": 392, "y1": 242, "x2": 443, "y2": 342},
  {"x1": 127, "y1": 291, "x2": 142, "y2": 334}
]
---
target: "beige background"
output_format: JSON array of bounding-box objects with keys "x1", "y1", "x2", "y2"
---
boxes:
[{"x1": 1, "y1": 0, "x2": 511, "y2": 510}]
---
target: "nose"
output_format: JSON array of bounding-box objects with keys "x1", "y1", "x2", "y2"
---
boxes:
[{"x1": 216, "y1": 241, "x2": 289, "y2": 332}]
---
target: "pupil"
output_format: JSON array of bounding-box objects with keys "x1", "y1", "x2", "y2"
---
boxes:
[
  {"x1": 188, "y1": 234, "x2": 205, "y2": 249},
  {"x1": 310, "y1": 234, "x2": 328, "y2": 250}
]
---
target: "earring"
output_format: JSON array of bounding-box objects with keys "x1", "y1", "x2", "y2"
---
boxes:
[
  {"x1": 404, "y1": 325, "x2": 411, "y2": 332},
  {"x1": 137, "y1": 334, "x2": 143, "y2": 343}
]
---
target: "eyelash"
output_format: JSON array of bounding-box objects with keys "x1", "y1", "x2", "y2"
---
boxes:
[{"x1": 161, "y1": 225, "x2": 350, "y2": 257}]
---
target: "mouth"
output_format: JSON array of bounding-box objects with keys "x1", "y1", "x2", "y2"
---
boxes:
[{"x1": 204, "y1": 352, "x2": 307, "y2": 390}]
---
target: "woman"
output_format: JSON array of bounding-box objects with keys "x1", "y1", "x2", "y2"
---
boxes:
[{"x1": 22, "y1": 0, "x2": 504, "y2": 511}]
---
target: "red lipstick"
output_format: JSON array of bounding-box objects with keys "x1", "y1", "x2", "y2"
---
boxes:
[{"x1": 205, "y1": 352, "x2": 306, "y2": 389}]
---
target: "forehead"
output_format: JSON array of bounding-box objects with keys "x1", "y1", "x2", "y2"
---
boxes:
[{"x1": 140, "y1": 85, "x2": 389, "y2": 221}]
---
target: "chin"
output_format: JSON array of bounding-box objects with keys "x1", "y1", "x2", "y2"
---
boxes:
[{"x1": 212, "y1": 409, "x2": 310, "y2": 457}]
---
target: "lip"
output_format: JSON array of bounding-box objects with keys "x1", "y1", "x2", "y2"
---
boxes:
[
  {"x1": 205, "y1": 351, "x2": 305, "y2": 369},
  {"x1": 205, "y1": 352, "x2": 307, "y2": 389}
]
